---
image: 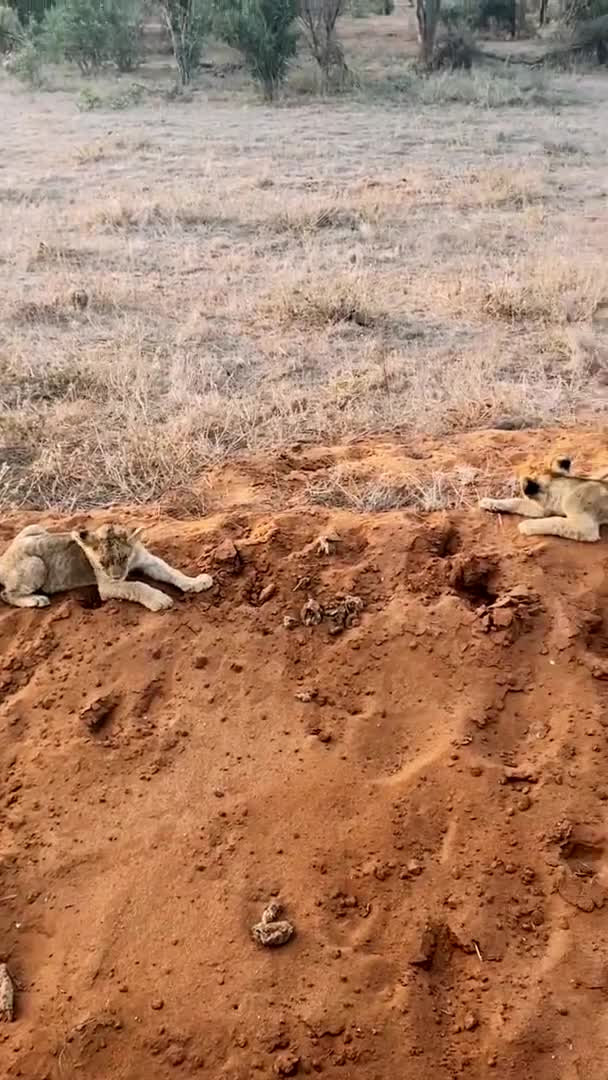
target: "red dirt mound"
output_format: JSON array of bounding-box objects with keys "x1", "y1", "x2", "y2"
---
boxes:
[{"x1": 2, "y1": 431, "x2": 608, "y2": 1080}]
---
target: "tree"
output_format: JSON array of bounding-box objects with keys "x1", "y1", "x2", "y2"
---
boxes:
[
  {"x1": 299, "y1": 0, "x2": 348, "y2": 90},
  {"x1": 40, "y1": 0, "x2": 145, "y2": 73},
  {"x1": 160, "y1": 0, "x2": 210, "y2": 86},
  {"x1": 215, "y1": 0, "x2": 297, "y2": 100},
  {"x1": 6, "y1": 0, "x2": 54, "y2": 25},
  {"x1": 415, "y1": 0, "x2": 441, "y2": 63}
]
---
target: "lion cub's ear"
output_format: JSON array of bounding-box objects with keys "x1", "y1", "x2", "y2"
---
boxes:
[
  {"x1": 555, "y1": 457, "x2": 571, "y2": 474},
  {"x1": 72, "y1": 528, "x2": 90, "y2": 543}
]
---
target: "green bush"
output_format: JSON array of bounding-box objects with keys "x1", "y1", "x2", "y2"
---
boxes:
[
  {"x1": 5, "y1": 35, "x2": 44, "y2": 81},
  {"x1": 440, "y1": 0, "x2": 474, "y2": 29},
  {"x1": 564, "y1": 0, "x2": 608, "y2": 21},
  {"x1": 347, "y1": 0, "x2": 392, "y2": 15},
  {"x1": 40, "y1": 0, "x2": 144, "y2": 73},
  {"x1": 215, "y1": 0, "x2": 297, "y2": 99},
  {"x1": 159, "y1": 0, "x2": 211, "y2": 86},
  {"x1": 0, "y1": 2, "x2": 23, "y2": 50},
  {"x1": 6, "y1": 0, "x2": 55, "y2": 26},
  {"x1": 474, "y1": 0, "x2": 515, "y2": 33}
]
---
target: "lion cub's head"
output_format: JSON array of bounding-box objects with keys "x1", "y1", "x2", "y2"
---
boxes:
[
  {"x1": 519, "y1": 456, "x2": 571, "y2": 500},
  {"x1": 72, "y1": 524, "x2": 143, "y2": 581}
]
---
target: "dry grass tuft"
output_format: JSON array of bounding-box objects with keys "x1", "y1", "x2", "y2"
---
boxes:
[
  {"x1": 306, "y1": 464, "x2": 495, "y2": 512},
  {"x1": 260, "y1": 272, "x2": 377, "y2": 328}
]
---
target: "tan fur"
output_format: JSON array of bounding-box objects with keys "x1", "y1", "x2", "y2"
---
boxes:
[
  {"x1": 0, "y1": 523, "x2": 213, "y2": 611},
  {"x1": 479, "y1": 457, "x2": 608, "y2": 543}
]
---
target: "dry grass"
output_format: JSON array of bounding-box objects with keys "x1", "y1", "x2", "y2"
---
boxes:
[
  {"x1": 0, "y1": 17, "x2": 606, "y2": 512},
  {"x1": 306, "y1": 463, "x2": 499, "y2": 512}
]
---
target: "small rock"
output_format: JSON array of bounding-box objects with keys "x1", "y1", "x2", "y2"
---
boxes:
[
  {"x1": 259, "y1": 582, "x2": 277, "y2": 604},
  {"x1": 274, "y1": 1052, "x2": 300, "y2": 1076},
  {"x1": 518, "y1": 794, "x2": 532, "y2": 811},
  {"x1": 464, "y1": 1012, "x2": 479, "y2": 1031},
  {"x1": 410, "y1": 924, "x2": 437, "y2": 970},
  {"x1": 0, "y1": 963, "x2": 15, "y2": 1022},
  {"x1": 213, "y1": 539, "x2": 242, "y2": 572},
  {"x1": 295, "y1": 690, "x2": 315, "y2": 703},
  {"x1": 151, "y1": 998, "x2": 164, "y2": 1011},
  {"x1": 283, "y1": 616, "x2": 298, "y2": 630},
  {"x1": 80, "y1": 693, "x2": 119, "y2": 733},
  {"x1": 252, "y1": 901, "x2": 295, "y2": 947}
]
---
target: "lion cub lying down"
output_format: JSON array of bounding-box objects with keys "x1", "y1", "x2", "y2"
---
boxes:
[
  {"x1": 0, "y1": 523, "x2": 213, "y2": 611},
  {"x1": 480, "y1": 457, "x2": 608, "y2": 542}
]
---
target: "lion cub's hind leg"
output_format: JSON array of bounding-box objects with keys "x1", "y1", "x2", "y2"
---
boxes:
[
  {"x1": 519, "y1": 513, "x2": 600, "y2": 542},
  {"x1": 1, "y1": 555, "x2": 50, "y2": 608}
]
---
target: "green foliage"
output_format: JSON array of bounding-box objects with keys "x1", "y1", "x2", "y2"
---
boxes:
[
  {"x1": 107, "y1": 0, "x2": 144, "y2": 70},
  {"x1": 347, "y1": 0, "x2": 392, "y2": 15},
  {"x1": 40, "y1": 0, "x2": 144, "y2": 73},
  {"x1": 564, "y1": 0, "x2": 608, "y2": 21},
  {"x1": 0, "y1": 2, "x2": 23, "y2": 50},
  {"x1": 214, "y1": 0, "x2": 297, "y2": 99},
  {"x1": 474, "y1": 0, "x2": 515, "y2": 33},
  {"x1": 6, "y1": 0, "x2": 54, "y2": 26},
  {"x1": 160, "y1": 0, "x2": 211, "y2": 86},
  {"x1": 6, "y1": 36, "x2": 44, "y2": 80},
  {"x1": 440, "y1": 0, "x2": 473, "y2": 29},
  {"x1": 77, "y1": 80, "x2": 145, "y2": 108}
]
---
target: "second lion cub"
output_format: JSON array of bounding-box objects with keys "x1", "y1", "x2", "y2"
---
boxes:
[
  {"x1": 479, "y1": 457, "x2": 608, "y2": 542},
  {"x1": 0, "y1": 523, "x2": 213, "y2": 610}
]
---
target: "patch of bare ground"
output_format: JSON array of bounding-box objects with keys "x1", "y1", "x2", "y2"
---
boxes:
[{"x1": 0, "y1": 18, "x2": 607, "y2": 510}]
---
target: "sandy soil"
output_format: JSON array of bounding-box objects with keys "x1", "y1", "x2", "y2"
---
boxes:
[{"x1": 2, "y1": 429, "x2": 608, "y2": 1079}]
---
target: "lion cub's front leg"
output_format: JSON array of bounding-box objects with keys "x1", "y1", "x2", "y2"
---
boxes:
[
  {"x1": 131, "y1": 547, "x2": 214, "y2": 594},
  {"x1": 479, "y1": 497, "x2": 546, "y2": 518},
  {"x1": 98, "y1": 579, "x2": 173, "y2": 611}
]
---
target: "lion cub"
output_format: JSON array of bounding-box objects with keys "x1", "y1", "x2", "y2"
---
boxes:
[
  {"x1": 479, "y1": 457, "x2": 608, "y2": 542},
  {"x1": 0, "y1": 523, "x2": 213, "y2": 611}
]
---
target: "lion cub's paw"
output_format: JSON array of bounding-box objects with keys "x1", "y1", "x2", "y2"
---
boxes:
[
  {"x1": 148, "y1": 591, "x2": 174, "y2": 611},
  {"x1": 479, "y1": 498, "x2": 500, "y2": 512},
  {"x1": 187, "y1": 573, "x2": 214, "y2": 593},
  {"x1": 31, "y1": 595, "x2": 51, "y2": 607}
]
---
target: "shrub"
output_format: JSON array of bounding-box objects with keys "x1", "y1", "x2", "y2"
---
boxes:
[
  {"x1": 107, "y1": 0, "x2": 145, "y2": 71},
  {"x1": 431, "y1": 29, "x2": 476, "y2": 67},
  {"x1": 0, "y1": 2, "x2": 22, "y2": 51},
  {"x1": 440, "y1": 0, "x2": 475, "y2": 28},
  {"x1": 40, "y1": 0, "x2": 145, "y2": 73},
  {"x1": 5, "y1": 36, "x2": 43, "y2": 81},
  {"x1": 6, "y1": 0, "x2": 54, "y2": 25},
  {"x1": 215, "y1": 0, "x2": 297, "y2": 99},
  {"x1": 159, "y1": 0, "x2": 210, "y2": 86},
  {"x1": 299, "y1": 0, "x2": 349, "y2": 91},
  {"x1": 473, "y1": 0, "x2": 515, "y2": 34}
]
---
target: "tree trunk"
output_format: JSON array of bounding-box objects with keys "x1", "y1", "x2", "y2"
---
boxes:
[
  {"x1": 162, "y1": 0, "x2": 192, "y2": 86},
  {"x1": 415, "y1": 0, "x2": 441, "y2": 65}
]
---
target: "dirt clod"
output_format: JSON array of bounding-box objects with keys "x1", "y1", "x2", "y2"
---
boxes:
[{"x1": 80, "y1": 693, "x2": 120, "y2": 732}]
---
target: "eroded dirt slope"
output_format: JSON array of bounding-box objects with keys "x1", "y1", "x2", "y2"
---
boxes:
[{"x1": 2, "y1": 432, "x2": 608, "y2": 1080}]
